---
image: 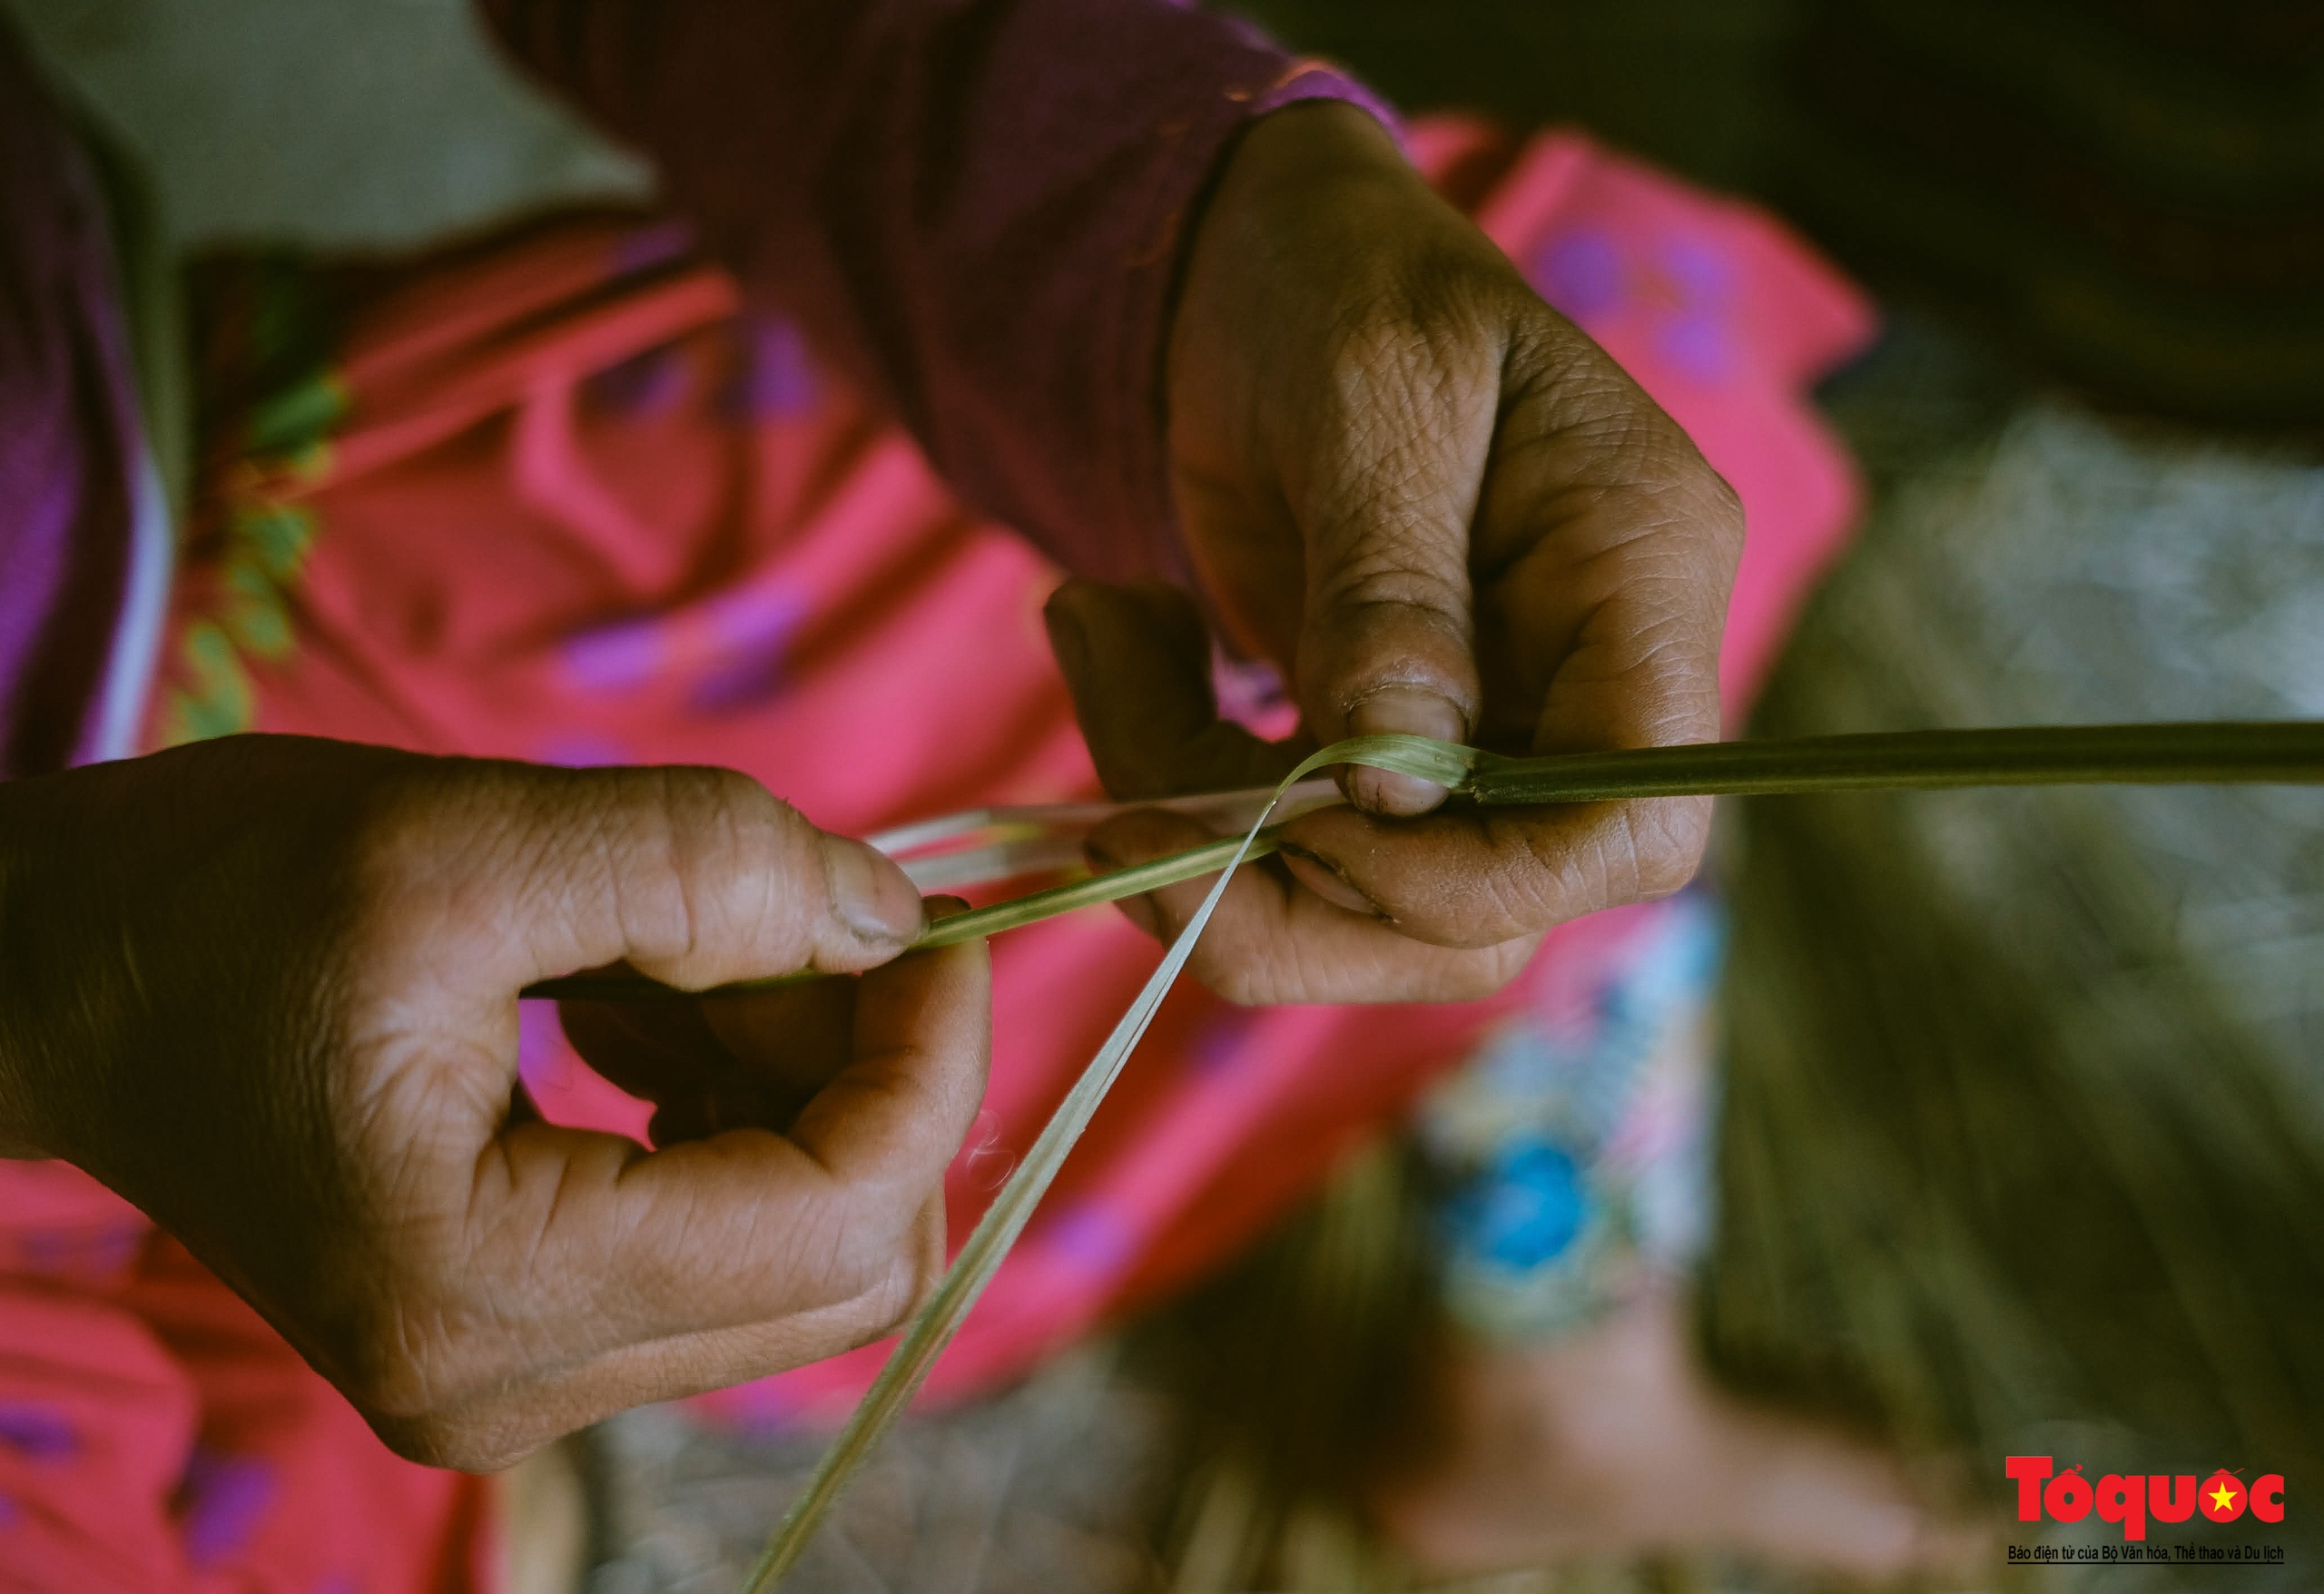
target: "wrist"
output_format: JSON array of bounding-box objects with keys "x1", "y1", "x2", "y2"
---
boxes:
[
  {"x1": 1212, "y1": 98, "x2": 1412, "y2": 202},
  {"x1": 1175, "y1": 101, "x2": 1421, "y2": 331}
]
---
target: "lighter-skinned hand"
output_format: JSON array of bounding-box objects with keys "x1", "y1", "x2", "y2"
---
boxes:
[
  {"x1": 0, "y1": 734, "x2": 988, "y2": 1470},
  {"x1": 1043, "y1": 102, "x2": 1743, "y2": 1004}
]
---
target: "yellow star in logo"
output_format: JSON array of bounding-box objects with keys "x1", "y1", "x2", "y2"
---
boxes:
[{"x1": 2210, "y1": 1482, "x2": 2239, "y2": 1513}]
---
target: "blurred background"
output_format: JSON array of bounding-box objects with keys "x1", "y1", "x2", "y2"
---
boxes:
[{"x1": 7, "y1": 1, "x2": 2320, "y2": 1590}]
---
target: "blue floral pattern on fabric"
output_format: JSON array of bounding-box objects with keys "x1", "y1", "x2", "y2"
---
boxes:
[
  {"x1": 1445, "y1": 1136, "x2": 1591, "y2": 1269},
  {"x1": 1419, "y1": 890, "x2": 1723, "y2": 1340}
]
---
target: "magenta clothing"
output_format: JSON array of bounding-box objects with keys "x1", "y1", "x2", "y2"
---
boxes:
[
  {"x1": 0, "y1": 22, "x2": 160, "y2": 780},
  {"x1": 480, "y1": 0, "x2": 1388, "y2": 587}
]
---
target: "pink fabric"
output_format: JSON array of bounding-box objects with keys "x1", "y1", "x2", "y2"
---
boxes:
[
  {"x1": 0, "y1": 1174, "x2": 493, "y2": 1593},
  {"x1": 1462, "y1": 122, "x2": 1876, "y2": 715}
]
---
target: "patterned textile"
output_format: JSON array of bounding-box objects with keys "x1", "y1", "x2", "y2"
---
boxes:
[
  {"x1": 0, "y1": 1168, "x2": 491, "y2": 1592},
  {"x1": 1421, "y1": 890, "x2": 1721, "y2": 1342}
]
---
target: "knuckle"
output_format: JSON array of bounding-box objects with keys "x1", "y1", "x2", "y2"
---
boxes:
[
  {"x1": 1685, "y1": 467, "x2": 1748, "y2": 570},
  {"x1": 646, "y1": 764, "x2": 798, "y2": 881},
  {"x1": 1207, "y1": 963, "x2": 1268, "y2": 1007},
  {"x1": 1401, "y1": 889, "x2": 1532, "y2": 952},
  {"x1": 1492, "y1": 818, "x2": 1618, "y2": 932},
  {"x1": 672, "y1": 762, "x2": 786, "y2": 830},
  {"x1": 369, "y1": 1411, "x2": 482, "y2": 1471},
  {"x1": 1513, "y1": 799, "x2": 1708, "y2": 920},
  {"x1": 611, "y1": 763, "x2": 823, "y2": 977},
  {"x1": 829, "y1": 1253, "x2": 930, "y2": 1352},
  {"x1": 791, "y1": 1186, "x2": 927, "y2": 1315},
  {"x1": 1627, "y1": 798, "x2": 1712, "y2": 900},
  {"x1": 1310, "y1": 283, "x2": 1500, "y2": 484},
  {"x1": 342, "y1": 757, "x2": 624, "y2": 975},
  {"x1": 340, "y1": 765, "x2": 478, "y2": 914},
  {"x1": 1191, "y1": 929, "x2": 1291, "y2": 1006},
  {"x1": 350, "y1": 752, "x2": 546, "y2": 874},
  {"x1": 1503, "y1": 330, "x2": 1745, "y2": 569},
  {"x1": 1442, "y1": 938, "x2": 1537, "y2": 1000},
  {"x1": 328, "y1": 1309, "x2": 460, "y2": 1430},
  {"x1": 369, "y1": 1406, "x2": 537, "y2": 1474},
  {"x1": 1312, "y1": 553, "x2": 1468, "y2": 623},
  {"x1": 320, "y1": 1275, "x2": 530, "y2": 1469},
  {"x1": 1702, "y1": 463, "x2": 1746, "y2": 527}
]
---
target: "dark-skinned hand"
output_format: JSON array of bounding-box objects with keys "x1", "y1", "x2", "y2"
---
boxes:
[
  {"x1": 1044, "y1": 102, "x2": 1743, "y2": 1004},
  {"x1": 0, "y1": 735, "x2": 987, "y2": 1470}
]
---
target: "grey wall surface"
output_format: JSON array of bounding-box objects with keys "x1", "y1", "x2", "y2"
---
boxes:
[
  {"x1": 1231, "y1": 0, "x2": 1799, "y2": 194},
  {"x1": 5, "y1": 0, "x2": 650, "y2": 251},
  {"x1": 7, "y1": 0, "x2": 1794, "y2": 252}
]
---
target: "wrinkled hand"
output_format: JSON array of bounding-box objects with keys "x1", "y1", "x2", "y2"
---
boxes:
[
  {"x1": 1044, "y1": 102, "x2": 1742, "y2": 1003},
  {"x1": 0, "y1": 735, "x2": 987, "y2": 1470}
]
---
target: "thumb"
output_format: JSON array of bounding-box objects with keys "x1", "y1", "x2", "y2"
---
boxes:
[
  {"x1": 406, "y1": 762, "x2": 929, "y2": 999},
  {"x1": 1290, "y1": 343, "x2": 1492, "y2": 816},
  {"x1": 377, "y1": 935, "x2": 992, "y2": 1466}
]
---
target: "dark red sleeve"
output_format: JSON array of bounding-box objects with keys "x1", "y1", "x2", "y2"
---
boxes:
[{"x1": 478, "y1": 0, "x2": 1389, "y2": 583}]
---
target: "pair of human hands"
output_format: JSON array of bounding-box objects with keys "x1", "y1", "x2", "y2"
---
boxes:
[{"x1": 0, "y1": 103, "x2": 1737, "y2": 1470}]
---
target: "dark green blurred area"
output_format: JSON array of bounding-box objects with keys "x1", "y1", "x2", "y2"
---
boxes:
[
  {"x1": 1227, "y1": 0, "x2": 1797, "y2": 193},
  {"x1": 1234, "y1": 0, "x2": 2324, "y2": 427}
]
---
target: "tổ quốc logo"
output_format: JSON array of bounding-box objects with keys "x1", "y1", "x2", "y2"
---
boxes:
[{"x1": 2007, "y1": 1456, "x2": 2287, "y2": 1566}]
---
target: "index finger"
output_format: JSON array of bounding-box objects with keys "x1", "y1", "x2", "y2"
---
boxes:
[
  {"x1": 478, "y1": 938, "x2": 990, "y2": 1356},
  {"x1": 1279, "y1": 786, "x2": 1710, "y2": 950}
]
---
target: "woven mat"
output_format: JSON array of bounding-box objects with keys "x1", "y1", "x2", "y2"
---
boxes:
[{"x1": 1702, "y1": 312, "x2": 2324, "y2": 1590}]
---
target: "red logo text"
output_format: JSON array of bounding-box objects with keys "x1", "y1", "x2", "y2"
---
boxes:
[{"x1": 2007, "y1": 1457, "x2": 2286, "y2": 1542}]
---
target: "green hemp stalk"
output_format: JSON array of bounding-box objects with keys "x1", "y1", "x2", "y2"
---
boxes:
[
  {"x1": 525, "y1": 722, "x2": 2324, "y2": 1006},
  {"x1": 699, "y1": 719, "x2": 2324, "y2": 1589},
  {"x1": 509, "y1": 722, "x2": 2324, "y2": 1587}
]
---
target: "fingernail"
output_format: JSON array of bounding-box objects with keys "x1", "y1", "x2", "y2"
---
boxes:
[
  {"x1": 1345, "y1": 687, "x2": 1466, "y2": 816},
  {"x1": 1278, "y1": 841, "x2": 1387, "y2": 918},
  {"x1": 822, "y1": 836, "x2": 926, "y2": 945}
]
